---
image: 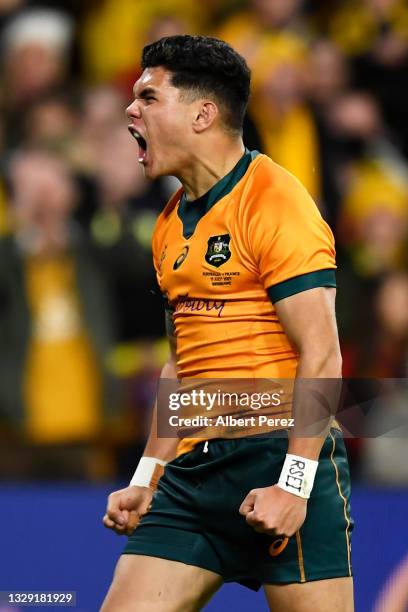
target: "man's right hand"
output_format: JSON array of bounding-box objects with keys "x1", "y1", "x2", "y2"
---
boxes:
[{"x1": 103, "y1": 485, "x2": 153, "y2": 536}]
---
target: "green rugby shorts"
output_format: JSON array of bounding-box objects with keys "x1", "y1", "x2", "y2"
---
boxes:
[{"x1": 124, "y1": 429, "x2": 353, "y2": 590}]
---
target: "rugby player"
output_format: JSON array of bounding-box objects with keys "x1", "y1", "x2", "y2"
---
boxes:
[{"x1": 102, "y1": 35, "x2": 354, "y2": 611}]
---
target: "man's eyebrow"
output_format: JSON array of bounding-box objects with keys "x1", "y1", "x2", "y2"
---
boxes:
[{"x1": 133, "y1": 86, "x2": 158, "y2": 98}]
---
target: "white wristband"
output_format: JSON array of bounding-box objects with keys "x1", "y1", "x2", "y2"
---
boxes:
[
  {"x1": 129, "y1": 457, "x2": 167, "y2": 489},
  {"x1": 277, "y1": 453, "x2": 318, "y2": 499}
]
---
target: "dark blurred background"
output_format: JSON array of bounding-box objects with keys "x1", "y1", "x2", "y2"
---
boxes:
[{"x1": 0, "y1": 1, "x2": 407, "y2": 610}]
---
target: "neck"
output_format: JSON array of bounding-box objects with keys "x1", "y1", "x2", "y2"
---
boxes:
[{"x1": 178, "y1": 137, "x2": 245, "y2": 201}]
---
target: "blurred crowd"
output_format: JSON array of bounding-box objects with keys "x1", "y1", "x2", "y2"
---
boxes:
[{"x1": 1, "y1": 0, "x2": 408, "y2": 484}]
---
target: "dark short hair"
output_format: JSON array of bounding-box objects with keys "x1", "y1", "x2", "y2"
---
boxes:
[{"x1": 141, "y1": 35, "x2": 251, "y2": 133}]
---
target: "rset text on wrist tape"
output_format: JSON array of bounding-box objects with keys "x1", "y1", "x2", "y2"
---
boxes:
[{"x1": 277, "y1": 453, "x2": 318, "y2": 499}]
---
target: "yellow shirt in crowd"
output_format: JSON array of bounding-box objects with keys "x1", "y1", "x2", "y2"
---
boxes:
[{"x1": 23, "y1": 255, "x2": 102, "y2": 443}]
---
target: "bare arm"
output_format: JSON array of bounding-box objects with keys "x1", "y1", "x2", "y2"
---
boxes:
[
  {"x1": 103, "y1": 308, "x2": 179, "y2": 534},
  {"x1": 240, "y1": 286, "x2": 342, "y2": 536},
  {"x1": 274, "y1": 286, "x2": 342, "y2": 460},
  {"x1": 143, "y1": 308, "x2": 179, "y2": 461}
]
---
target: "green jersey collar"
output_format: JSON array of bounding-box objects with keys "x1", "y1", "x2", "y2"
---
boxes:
[{"x1": 178, "y1": 148, "x2": 259, "y2": 239}]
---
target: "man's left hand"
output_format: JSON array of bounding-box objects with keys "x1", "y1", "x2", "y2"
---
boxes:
[{"x1": 239, "y1": 485, "x2": 307, "y2": 537}]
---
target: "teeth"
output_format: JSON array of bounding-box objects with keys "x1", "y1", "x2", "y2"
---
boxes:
[
  {"x1": 129, "y1": 128, "x2": 140, "y2": 140},
  {"x1": 129, "y1": 127, "x2": 147, "y2": 151}
]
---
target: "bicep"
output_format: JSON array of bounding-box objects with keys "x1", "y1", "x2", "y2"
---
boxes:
[{"x1": 274, "y1": 287, "x2": 339, "y2": 353}]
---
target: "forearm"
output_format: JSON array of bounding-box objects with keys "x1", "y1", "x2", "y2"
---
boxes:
[
  {"x1": 142, "y1": 358, "x2": 179, "y2": 462},
  {"x1": 296, "y1": 344, "x2": 342, "y2": 379},
  {"x1": 288, "y1": 347, "x2": 342, "y2": 460}
]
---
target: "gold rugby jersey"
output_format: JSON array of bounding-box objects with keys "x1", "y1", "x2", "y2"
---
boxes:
[{"x1": 152, "y1": 150, "x2": 336, "y2": 454}]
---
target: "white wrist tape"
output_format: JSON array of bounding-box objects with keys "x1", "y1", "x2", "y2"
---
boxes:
[
  {"x1": 129, "y1": 457, "x2": 167, "y2": 489},
  {"x1": 277, "y1": 454, "x2": 318, "y2": 499}
]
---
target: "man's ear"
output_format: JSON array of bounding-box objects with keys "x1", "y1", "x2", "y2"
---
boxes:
[{"x1": 192, "y1": 101, "x2": 219, "y2": 133}]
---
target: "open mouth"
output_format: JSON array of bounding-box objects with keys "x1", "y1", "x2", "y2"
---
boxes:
[{"x1": 129, "y1": 127, "x2": 148, "y2": 163}]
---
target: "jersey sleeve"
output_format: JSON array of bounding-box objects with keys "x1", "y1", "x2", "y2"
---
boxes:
[{"x1": 245, "y1": 169, "x2": 336, "y2": 303}]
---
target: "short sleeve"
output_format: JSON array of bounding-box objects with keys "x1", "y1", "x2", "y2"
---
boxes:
[{"x1": 245, "y1": 171, "x2": 336, "y2": 303}]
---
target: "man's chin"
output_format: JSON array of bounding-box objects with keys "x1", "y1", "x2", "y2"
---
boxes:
[
  {"x1": 140, "y1": 162, "x2": 153, "y2": 179},
  {"x1": 142, "y1": 162, "x2": 166, "y2": 180}
]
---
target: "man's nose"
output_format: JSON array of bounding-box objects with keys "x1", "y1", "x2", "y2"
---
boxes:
[{"x1": 126, "y1": 99, "x2": 142, "y2": 119}]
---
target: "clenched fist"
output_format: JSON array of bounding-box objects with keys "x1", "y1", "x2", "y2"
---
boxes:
[
  {"x1": 239, "y1": 485, "x2": 307, "y2": 537},
  {"x1": 103, "y1": 485, "x2": 153, "y2": 536}
]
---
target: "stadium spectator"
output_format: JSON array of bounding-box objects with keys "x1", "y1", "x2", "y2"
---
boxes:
[
  {"x1": 305, "y1": 39, "x2": 350, "y2": 223},
  {"x1": 0, "y1": 150, "x2": 117, "y2": 479},
  {"x1": 338, "y1": 135, "x2": 408, "y2": 280},
  {"x1": 80, "y1": 0, "x2": 202, "y2": 87},
  {"x1": 335, "y1": 116, "x2": 408, "y2": 342},
  {"x1": 325, "y1": 91, "x2": 408, "y2": 231},
  {"x1": 217, "y1": 0, "x2": 308, "y2": 61},
  {"x1": 329, "y1": 0, "x2": 408, "y2": 155},
  {"x1": 343, "y1": 272, "x2": 408, "y2": 378},
  {"x1": 249, "y1": 38, "x2": 320, "y2": 200},
  {"x1": 22, "y1": 91, "x2": 79, "y2": 159},
  {"x1": 0, "y1": 8, "x2": 74, "y2": 147},
  {"x1": 90, "y1": 125, "x2": 167, "y2": 341}
]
